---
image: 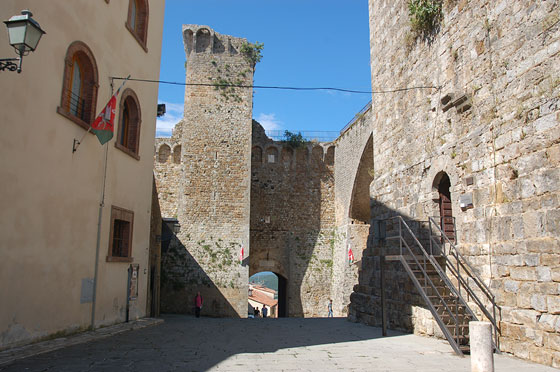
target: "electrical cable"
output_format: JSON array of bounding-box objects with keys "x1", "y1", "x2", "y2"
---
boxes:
[{"x1": 110, "y1": 76, "x2": 440, "y2": 95}]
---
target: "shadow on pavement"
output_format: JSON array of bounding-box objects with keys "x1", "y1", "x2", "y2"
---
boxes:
[{"x1": 0, "y1": 315, "x2": 404, "y2": 372}]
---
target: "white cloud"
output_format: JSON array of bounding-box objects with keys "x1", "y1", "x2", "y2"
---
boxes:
[
  {"x1": 255, "y1": 113, "x2": 283, "y2": 131},
  {"x1": 156, "y1": 102, "x2": 184, "y2": 137}
]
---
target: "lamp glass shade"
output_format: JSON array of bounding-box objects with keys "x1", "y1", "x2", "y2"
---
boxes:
[
  {"x1": 5, "y1": 20, "x2": 28, "y2": 48},
  {"x1": 23, "y1": 21, "x2": 44, "y2": 51},
  {"x1": 5, "y1": 12, "x2": 45, "y2": 53}
]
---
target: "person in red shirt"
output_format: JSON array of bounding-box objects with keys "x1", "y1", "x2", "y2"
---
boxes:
[{"x1": 195, "y1": 292, "x2": 203, "y2": 318}]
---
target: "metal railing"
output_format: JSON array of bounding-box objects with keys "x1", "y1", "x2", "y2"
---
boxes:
[
  {"x1": 264, "y1": 130, "x2": 339, "y2": 143},
  {"x1": 66, "y1": 90, "x2": 87, "y2": 122},
  {"x1": 384, "y1": 216, "x2": 478, "y2": 356},
  {"x1": 428, "y1": 216, "x2": 501, "y2": 351},
  {"x1": 340, "y1": 101, "x2": 372, "y2": 135}
]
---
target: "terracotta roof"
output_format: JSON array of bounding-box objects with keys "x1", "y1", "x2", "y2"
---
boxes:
[
  {"x1": 251, "y1": 284, "x2": 276, "y2": 294},
  {"x1": 249, "y1": 291, "x2": 278, "y2": 307}
]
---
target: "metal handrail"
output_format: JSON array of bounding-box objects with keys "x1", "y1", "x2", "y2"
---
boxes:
[
  {"x1": 436, "y1": 248, "x2": 498, "y2": 329},
  {"x1": 429, "y1": 217, "x2": 494, "y2": 299},
  {"x1": 398, "y1": 236, "x2": 459, "y2": 326},
  {"x1": 388, "y1": 216, "x2": 477, "y2": 352},
  {"x1": 428, "y1": 216, "x2": 501, "y2": 349}
]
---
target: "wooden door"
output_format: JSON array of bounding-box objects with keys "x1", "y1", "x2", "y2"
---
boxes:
[{"x1": 438, "y1": 175, "x2": 455, "y2": 242}]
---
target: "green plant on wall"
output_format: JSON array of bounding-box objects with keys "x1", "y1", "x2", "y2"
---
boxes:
[
  {"x1": 408, "y1": 0, "x2": 443, "y2": 39},
  {"x1": 240, "y1": 41, "x2": 264, "y2": 69},
  {"x1": 283, "y1": 130, "x2": 307, "y2": 148}
]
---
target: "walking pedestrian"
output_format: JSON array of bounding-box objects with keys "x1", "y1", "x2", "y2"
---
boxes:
[
  {"x1": 195, "y1": 292, "x2": 203, "y2": 318},
  {"x1": 262, "y1": 306, "x2": 268, "y2": 318},
  {"x1": 328, "y1": 299, "x2": 333, "y2": 318}
]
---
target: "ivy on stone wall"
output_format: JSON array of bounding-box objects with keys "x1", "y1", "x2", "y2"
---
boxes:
[
  {"x1": 407, "y1": 0, "x2": 443, "y2": 41},
  {"x1": 240, "y1": 41, "x2": 264, "y2": 69}
]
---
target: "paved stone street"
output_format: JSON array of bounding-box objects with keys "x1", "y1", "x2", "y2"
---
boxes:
[{"x1": 0, "y1": 315, "x2": 556, "y2": 372}]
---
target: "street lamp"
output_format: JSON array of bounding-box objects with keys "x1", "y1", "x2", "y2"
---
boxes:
[{"x1": 1, "y1": 10, "x2": 45, "y2": 73}]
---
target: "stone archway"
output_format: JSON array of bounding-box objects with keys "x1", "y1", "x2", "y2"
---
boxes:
[
  {"x1": 349, "y1": 135, "x2": 374, "y2": 224},
  {"x1": 249, "y1": 264, "x2": 289, "y2": 318}
]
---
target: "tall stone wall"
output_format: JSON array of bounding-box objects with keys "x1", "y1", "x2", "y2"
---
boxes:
[
  {"x1": 350, "y1": 0, "x2": 560, "y2": 366},
  {"x1": 157, "y1": 25, "x2": 254, "y2": 317},
  {"x1": 331, "y1": 105, "x2": 374, "y2": 317},
  {"x1": 154, "y1": 124, "x2": 184, "y2": 219},
  {"x1": 250, "y1": 122, "x2": 337, "y2": 317}
]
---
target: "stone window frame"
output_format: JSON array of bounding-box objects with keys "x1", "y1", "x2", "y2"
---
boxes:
[
  {"x1": 126, "y1": 0, "x2": 149, "y2": 52},
  {"x1": 107, "y1": 205, "x2": 134, "y2": 263},
  {"x1": 56, "y1": 41, "x2": 99, "y2": 131},
  {"x1": 115, "y1": 88, "x2": 142, "y2": 160}
]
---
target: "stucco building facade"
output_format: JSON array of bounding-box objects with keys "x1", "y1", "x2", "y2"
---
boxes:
[{"x1": 0, "y1": 0, "x2": 165, "y2": 350}]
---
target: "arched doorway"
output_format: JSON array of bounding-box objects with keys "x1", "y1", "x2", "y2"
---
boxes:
[
  {"x1": 248, "y1": 271, "x2": 287, "y2": 318},
  {"x1": 435, "y1": 172, "x2": 455, "y2": 242}
]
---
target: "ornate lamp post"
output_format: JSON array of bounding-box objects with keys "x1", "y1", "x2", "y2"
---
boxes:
[{"x1": 1, "y1": 10, "x2": 45, "y2": 73}]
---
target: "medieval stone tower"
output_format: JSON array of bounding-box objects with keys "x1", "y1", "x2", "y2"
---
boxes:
[{"x1": 157, "y1": 25, "x2": 254, "y2": 317}]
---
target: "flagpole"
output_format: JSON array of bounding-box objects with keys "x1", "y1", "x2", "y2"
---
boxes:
[
  {"x1": 90, "y1": 140, "x2": 109, "y2": 329},
  {"x1": 90, "y1": 76, "x2": 128, "y2": 329}
]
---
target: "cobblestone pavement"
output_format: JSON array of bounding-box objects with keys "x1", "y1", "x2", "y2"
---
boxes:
[{"x1": 0, "y1": 315, "x2": 556, "y2": 371}]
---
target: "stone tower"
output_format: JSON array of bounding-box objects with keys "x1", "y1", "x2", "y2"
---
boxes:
[{"x1": 161, "y1": 25, "x2": 254, "y2": 317}]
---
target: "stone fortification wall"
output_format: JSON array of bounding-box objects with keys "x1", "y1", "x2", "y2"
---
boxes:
[
  {"x1": 331, "y1": 105, "x2": 374, "y2": 316},
  {"x1": 350, "y1": 0, "x2": 560, "y2": 366},
  {"x1": 250, "y1": 122, "x2": 337, "y2": 317},
  {"x1": 154, "y1": 124, "x2": 184, "y2": 219},
  {"x1": 158, "y1": 25, "x2": 254, "y2": 317}
]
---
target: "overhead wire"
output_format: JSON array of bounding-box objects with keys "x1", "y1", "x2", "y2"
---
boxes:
[{"x1": 110, "y1": 76, "x2": 440, "y2": 95}]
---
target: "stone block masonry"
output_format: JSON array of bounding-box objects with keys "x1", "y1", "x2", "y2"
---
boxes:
[
  {"x1": 153, "y1": 9, "x2": 560, "y2": 366},
  {"x1": 157, "y1": 25, "x2": 254, "y2": 317},
  {"x1": 250, "y1": 122, "x2": 337, "y2": 317},
  {"x1": 349, "y1": 0, "x2": 560, "y2": 367}
]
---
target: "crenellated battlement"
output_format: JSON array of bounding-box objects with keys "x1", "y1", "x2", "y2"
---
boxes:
[{"x1": 182, "y1": 24, "x2": 246, "y2": 58}]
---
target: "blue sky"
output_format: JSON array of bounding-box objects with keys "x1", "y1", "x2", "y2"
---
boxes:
[{"x1": 156, "y1": 0, "x2": 372, "y2": 138}]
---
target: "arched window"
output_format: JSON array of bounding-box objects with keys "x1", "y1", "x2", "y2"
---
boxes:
[
  {"x1": 325, "y1": 146, "x2": 335, "y2": 165},
  {"x1": 173, "y1": 145, "x2": 182, "y2": 164},
  {"x1": 127, "y1": 0, "x2": 149, "y2": 51},
  {"x1": 116, "y1": 89, "x2": 141, "y2": 159},
  {"x1": 312, "y1": 146, "x2": 324, "y2": 162},
  {"x1": 296, "y1": 147, "x2": 309, "y2": 167},
  {"x1": 158, "y1": 144, "x2": 170, "y2": 163},
  {"x1": 196, "y1": 28, "x2": 211, "y2": 53},
  {"x1": 266, "y1": 147, "x2": 279, "y2": 164},
  {"x1": 281, "y1": 147, "x2": 293, "y2": 166},
  {"x1": 57, "y1": 41, "x2": 99, "y2": 130},
  {"x1": 252, "y1": 146, "x2": 262, "y2": 165},
  {"x1": 69, "y1": 56, "x2": 82, "y2": 116}
]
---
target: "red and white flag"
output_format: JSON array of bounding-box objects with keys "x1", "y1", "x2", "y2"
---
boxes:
[
  {"x1": 348, "y1": 244, "x2": 354, "y2": 264},
  {"x1": 239, "y1": 245, "x2": 244, "y2": 263},
  {"x1": 91, "y1": 93, "x2": 117, "y2": 145},
  {"x1": 91, "y1": 76, "x2": 129, "y2": 145}
]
